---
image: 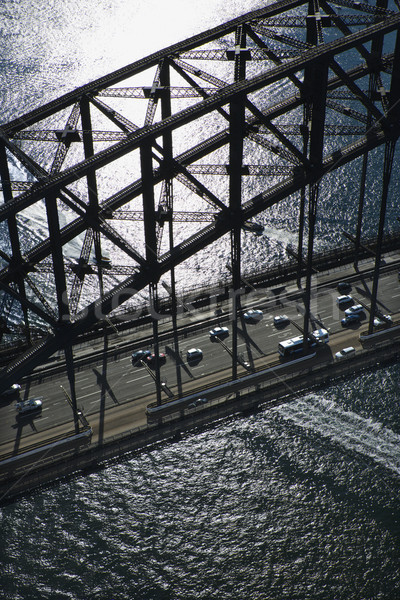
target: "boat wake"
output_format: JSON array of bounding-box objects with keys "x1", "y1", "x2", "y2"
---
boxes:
[{"x1": 275, "y1": 394, "x2": 400, "y2": 476}]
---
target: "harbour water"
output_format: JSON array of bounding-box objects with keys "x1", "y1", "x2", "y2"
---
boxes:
[{"x1": 1, "y1": 1, "x2": 400, "y2": 598}]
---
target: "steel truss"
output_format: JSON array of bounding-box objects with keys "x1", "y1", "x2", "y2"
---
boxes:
[{"x1": 1, "y1": 0, "x2": 400, "y2": 396}]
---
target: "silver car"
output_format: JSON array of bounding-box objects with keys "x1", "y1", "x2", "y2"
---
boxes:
[
  {"x1": 187, "y1": 348, "x2": 203, "y2": 361},
  {"x1": 335, "y1": 347, "x2": 356, "y2": 360},
  {"x1": 16, "y1": 397, "x2": 43, "y2": 414},
  {"x1": 209, "y1": 326, "x2": 229, "y2": 339}
]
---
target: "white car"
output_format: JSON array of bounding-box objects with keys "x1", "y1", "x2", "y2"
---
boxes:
[
  {"x1": 344, "y1": 304, "x2": 364, "y2": 316},
  {"x1": 273, "y1": 315, "x2": 289, "y2": 327},
  {"x1": 373, "y1": 315, "x2": 392, "y2": 327},
  {"x1": 335, "y1": 347, "x2": 356, "y2": 360},
  {"x1": 243, "y1": 309, "x2": 263, "y2": 322},
  {"x1": 187, "y1": 348, "x2": 203, "y2": 361},
  {"x1": 336, "y1": 295, "x2": 353, "y2": 306},
  {"x1": 16, "y1": 397, "x2": 43, "y2": 414},
  {"x1": 209, "y1": 326, "x2": 229, "y2": 339}
]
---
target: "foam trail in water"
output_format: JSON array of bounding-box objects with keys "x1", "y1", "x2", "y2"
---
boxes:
[
  {"x1": 261, "y1": 225, "x2": 298, "y2": 247},
  {"x1": 275, "y1": 394, "x2": 400, "y2": 475}
]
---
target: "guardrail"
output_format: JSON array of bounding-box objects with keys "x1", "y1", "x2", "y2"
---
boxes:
[
  {"x1": 0, "y1": 427, "x2": 92, "y2": 469},
  {"x1": 146, "y1": 352, "x2": 317, "y2": 416},
  {"x1": 1, "y1": 338, "x2": 399, "y2": 505}
]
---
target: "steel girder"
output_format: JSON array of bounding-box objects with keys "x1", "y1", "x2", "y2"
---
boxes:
[{"x1": 1, "y1": 0, "x2": 400, "y2": 391}]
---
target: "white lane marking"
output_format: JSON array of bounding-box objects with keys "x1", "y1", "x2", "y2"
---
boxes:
[
  {"x1": 125, "y1": 374, "x2": 151, "y2": 383},
  {"x1": 80, "y1": 391, "x2": 100, "y2": 399}
]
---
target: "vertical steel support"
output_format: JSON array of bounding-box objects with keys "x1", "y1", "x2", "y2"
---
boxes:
[
  {"x1": 298, "y1": 0, "x2": 318, "y2": 288},
  {"x1": 388, "y1": 28, "x2": 400, "y2": 119},
  {"x1": 141, "y1": 140, "x2": 162, "y2": 405},
  {"x1": 354, "y1": 0, "x2": 388, "y2": 266},
  {"x1": 303, "y1": 59, "x2": 328, "y2": 348},
  {"x1": 303, "y1": 183, "x2": 319, "y2": 347},
  {"x1": 229, "y1": 26, "x2": 246, "y2": 380},
  {"x1": 45, "y1": 193, "x2": 70, "y2": 325},
  {"x1": 80, "y1": 96, "x2": 104, "y2": 295},
  {"x1": 64, "y1": 344, "x2": 80, "y2": 433},
  {"x1": 0, "y1": 142, "x2": 31, "y2": 343},
  {"x1": 368, "y1": 141, "x2": 395, "y2": 333},
  {"x1": 45, "y1": 191, "x2": 79, "y2": 427},
  {"x1": 367, "y1": 28, "x2": 400, "y2": 333},
  {"x1": 159, "y1": 60, "x2": 174, "y2": 301},
  {"x1": 298, "y1": 114, "x2": 310, "y2": 287},
  {"x1": 160, "y1": 59, "x2": 182, "y2": 391}
]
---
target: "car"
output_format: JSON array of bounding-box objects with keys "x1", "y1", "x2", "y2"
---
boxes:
[
  {"x1": 15, "y1": 397, "x2": 43, "y2": 414},
  {"x1": 311, "y1": 328, "x2": 329, "y2": 343},
  {"x1": 335, "y1": 347, "x2": 356, "y2": 360},
  {"x1": 373, "y1": 315, "x2": 392, "y2": 328},
  {"x1": 341, "y1": 313, "x2": 362, "y2": 327},
  {"x1": 146, "y1": 352, "x2": 166, "y2": 366},
  {"x1": 344, "y1": 304, "x2": 364, "y2": 316},
  {"x1": 336, "y1": 295, "x2": 353, "y2": 306},
  {"x1": 243, "y1": 309, "x2": 263, "y2": 322},
  {"x1": 188, "y1": 397, "x2": 208, "y2": 409},
  {"x1": 131, "y1": 350, "x2": 151, "y2": 365},
  {"x1": 209, "y1": 326, "x2": 229, "y2": 339},
  {"x1": 337, "y1": 281, "x2": 352, "y2": 293},
  {"x1": 187, "y1": 348, "x2": 203, "y2": 361},
  {"x1": 1, "y1": 383, "x2": 21, "y2": 397},
  {"x1": 273, "y1": 315, "x2": 290, "y2": 327}
]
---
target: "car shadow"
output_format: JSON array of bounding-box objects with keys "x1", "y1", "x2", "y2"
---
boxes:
[
  {"x1": 187, "y1": 356, "x2": 203, "y2": 367},
  {"x1": 236, "y1": 326, "x2": 266, "y2": 357},
  {"x1": 165, "y1": 345, "x2": 194, "y2": 379}
]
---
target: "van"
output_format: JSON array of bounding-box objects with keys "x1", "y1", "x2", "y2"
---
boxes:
[
  {"x1": 312, "y1": 328, "x2": 329, "y2": 343},
  {"x1": 335, "y1": 347, "x2": 356, "y2": 360}
]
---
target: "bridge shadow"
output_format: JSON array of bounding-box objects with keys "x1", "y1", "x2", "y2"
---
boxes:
[
  {"x1": 12, "y1": 414, "x2": 39, "y2": 455},
  {"x1": 165, "y1": 344, "x2": 195, "y2": 398},
  {"x1": 92, "y1": 367, "x2": 119, "y2": 405},
  {"x1": 310, "y1": 315, "x2": 328, "y2": 330},
  {"x1": 353, "y1": 273, "x2": 393, "y2": 314},
  {"x1": 237, "y1": 320, "x2": 266, "y2": 369},
  {"x1": 94, "y1": 333, "x2": 116, "y2": 445}
]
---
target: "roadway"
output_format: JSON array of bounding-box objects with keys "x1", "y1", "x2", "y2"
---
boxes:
[{"x1": 1, "y1": 254, "x2": 400, "y2": 458}]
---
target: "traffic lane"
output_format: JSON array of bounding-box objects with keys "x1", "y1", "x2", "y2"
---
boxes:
[
  {"x1": 38, "y1": 268, "x2": 400, "y2": 403},
  {"x1": 271, "y1": 270, "x2": 400, "y2": 331},
  {"x1": 0, "y1": 364, "x2": 125, "y2": 445},
  {"x1": 2, "y1": 268, "x2": 400, "y2": 444},
  {"x1": 0, "y1": 400, "x2": 76, "y2": 447}
]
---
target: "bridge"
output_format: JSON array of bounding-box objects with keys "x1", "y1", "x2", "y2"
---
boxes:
[{"x1": 1, "y1": 0, "x2": 400, "y2": 431}]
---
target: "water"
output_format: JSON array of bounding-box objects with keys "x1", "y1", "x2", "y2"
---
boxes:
[
  {"x1": 1, "y1": 1, "x2": 400, "y2": 598},
  {"x1": 1, "y1": 368, "x2": 400, "y2": 599}
]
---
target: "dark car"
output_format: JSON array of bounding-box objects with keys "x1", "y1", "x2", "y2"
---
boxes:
[
  {"x1": 131, "y1": 350, "x2": 152, "y2": 365},
  {"x1": 341, "y1": 313, "x2": 362, "y2": 327},
  {"x1": 337, "y1": 281, "x2": 352, "y2": 293},
  {"x1": 1, "y1": 383, "x2": 21, "y2": 398},
  {"x1": 146, "y1": 353, "x2": 166, "y2": 367}
]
